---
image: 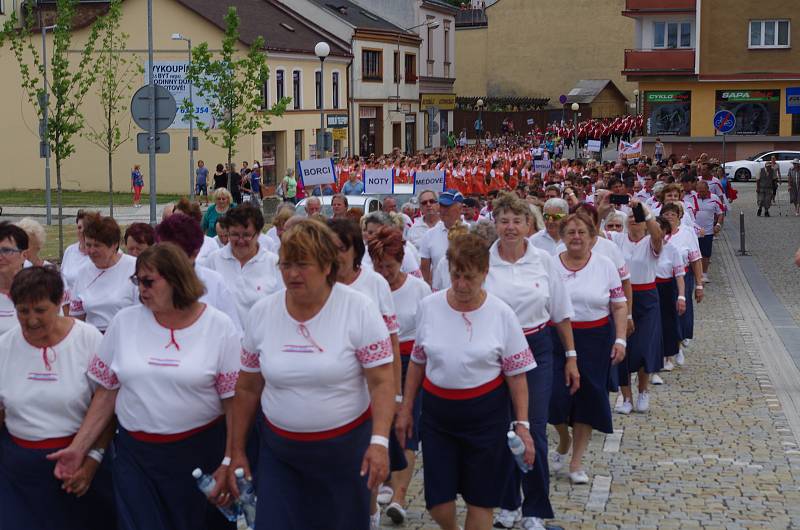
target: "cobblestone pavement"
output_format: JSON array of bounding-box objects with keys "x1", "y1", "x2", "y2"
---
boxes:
[{"x1": 383, "y1": 225, "x2": 800, "y2": 529}]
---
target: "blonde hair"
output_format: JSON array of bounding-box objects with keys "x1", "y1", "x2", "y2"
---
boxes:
[
  {"x1": 15, "y1": 217, "x2": 46, "y2": 248},
  {"x1": 213, "y1": 187, "x2": 233, "y2": 202}
]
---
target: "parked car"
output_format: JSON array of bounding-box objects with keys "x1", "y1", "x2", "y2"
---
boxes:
[
  {"x1": 295, "y1": 184, "x2": 416, "y2": 217},
  {"x1": 725, "y1": 150, "x2": 800, "y2": 182}
]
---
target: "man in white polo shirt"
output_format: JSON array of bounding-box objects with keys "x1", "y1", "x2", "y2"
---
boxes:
[{"x1": 419, "y1": 189, "x2": 464, "y2": 285}]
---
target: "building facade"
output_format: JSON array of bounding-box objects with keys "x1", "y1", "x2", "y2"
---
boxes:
[{"x1": 623, "y1": 0, "x2": 800, "y2": 157}]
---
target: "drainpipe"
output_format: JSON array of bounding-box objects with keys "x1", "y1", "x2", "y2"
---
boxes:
[{"x1": 348, "y1": 35, "x2": 355, "y2": 157}]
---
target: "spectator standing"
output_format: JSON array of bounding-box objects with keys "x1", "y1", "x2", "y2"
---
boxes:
[{"x1": 195, "y1": 161, "x2": 209, "y2": 206}]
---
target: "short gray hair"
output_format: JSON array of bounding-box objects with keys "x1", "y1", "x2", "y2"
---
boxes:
[
  {"x1": 543, "y1": 197, "x2": 569, "y2": 215},
  {"x1": 305, "y1": 196, "x2": 321, "y2": 207},
  {"x1": 15, "y1": 217, "x2": 46, "y2": 248},
  {"x1": 418, "y1": 189, "x2": 438, "y2": 202},
  {"x1": 470, "y1": 220, "x2": 497, "y2": 245}
]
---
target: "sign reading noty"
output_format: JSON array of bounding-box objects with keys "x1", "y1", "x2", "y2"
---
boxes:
[
  {"x1": 297, "y1": 158, "x2": 337, "y2": 188},
  {"x1": 413, "y1": 170, "x2": 446, "y2": 195},
  {"x1": 364, "y1": 169, "x2": 394, "y2": 194}
]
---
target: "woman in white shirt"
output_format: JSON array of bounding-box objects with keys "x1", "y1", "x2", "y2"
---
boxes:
[
  {"x1": 50, "y1": 244, "x2": 241, "y2": 530},
  {"x1": 69, "y1": 215, "x2": 138, "y2": 333},
  {"x1": 368, "y1": 225, "x2": 432, "y2": 524},
  {"x1": 0, "y1": 223, "x2": 29, "y2": 335},
  {"x1": 396, "y1": 233, "x2": 535, "y2": 530},
  {"x1": 549, "y1": 214, "x2": 628, "y2": 485},
  {"x1": 486, "y1": 193, "x2": 576, "y2": 530},
  {"x1": 227, "y1": 220, "x2": 395, "y2": 530},
  {"x1": 607, "y1": 201, "x2": 663, "y2": 414},
  {"x1": 361, "y1": 211, "x2": 422, "y2": 279},
  {"x1": 654, "y1": 216, "x2": 687, "y2": 378},
  {"x1": 60, "y1": 210, "x2": 93, "y2": 296},
  {"x1": 0, "y1": 267, "x2": 116, "y2": 530}
]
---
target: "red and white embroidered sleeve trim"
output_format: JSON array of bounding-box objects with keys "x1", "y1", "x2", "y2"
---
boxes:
[
  {"x1": 409, "y1": 269, "x2": 423, "y2": 278},
  {"x1": 240, "y1": 348, "x2": 260, "y2": 370},
  {"x1": 688, "y1": 250, "x2": 701, "y2": 262},
  {"x1": 618, "y1": 264, "x2": 629, "y2": 279},
  {"x1": 383, "y1": 314, "x2": 400, "y2": 333},
  {"x1": 70, "y1": 298, "x2": 84, "y2": 314},
  {"x1": 215, "y1": 371, "x2": 239, "y2": 397},
  {"x1": 355, "y1": 337, "x2": 393, "y2": 367},
  {"x1": 502, "y1": 347, "x2": 535, "y2": 374},
  {"x1": 88, "y1": 354, "x2": 119, "y2": 389},
  {"x1": 610, "y1": 286, "x2": 625, "y2": 300},
  {"x1": 411, "y1": 344, "x2": 427, "y2": 363}
]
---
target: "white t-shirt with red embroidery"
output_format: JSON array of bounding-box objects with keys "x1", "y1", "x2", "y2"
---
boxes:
[
  {"x1": 411, "y1": 291, "x2": 535, "y2": 389},
  {"x1": 88, "y1": 304, "x2": 240, "y2": 434},
  {"x1": 557, "y1": 235, "x2": 630, "y2": 282},
  {"x1": 343, "y1": 268, "x2": 399, "y2": 334},
  {"x1": 69, "y1": 254, "x2": 139, "y2": 332},
  {"x1": 655, "y1": 240, "x2": 687, "y2": 279},
  {"x1": 0, "y1": 320, "x2": 101, "y2": 440},
  {"x1": 554, "y1": 252, "x2": 626, "y2": 322},
  {"x1": 668, "y1": 227, "x2": 702, "y2": 266},
  {"x1": 695, "y1": 196, "x2": 723, "y2": 234},
  {"x1": 391, "y1": 274, "x2": 432, "y2": 343},
  {"x1": 608, "y1": 232, "x2": 659, "y2": 285},
  {"x1": 240, "y1": 284, "x2": 393, "y2": 432},
  {"x1": 0, "y1": 292, "x2": 16, "y2": 336}
]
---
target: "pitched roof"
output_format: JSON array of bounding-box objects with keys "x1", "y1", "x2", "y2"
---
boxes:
[
  {"x1": 565, "y1": 79, "x2": 628, "y2": 104},
  {"x1": 176, "y1": 0, "x2": 350, "y2": 57},
  {"x1": 309, "y1": 0, "x2": 406, "y2": 32}
]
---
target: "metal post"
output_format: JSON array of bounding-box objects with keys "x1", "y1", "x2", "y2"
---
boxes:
[
  {"x1": 722, "y1": 132, "x2": 727, "y2": 178},
  {"x1": 147, "y1": 0, "x2": 157, "y2": 224},
  {"x1": 573, "y1": 110, "x2": 578, "y2": 160},
  {"x1": 41, "y1": 24, "x2": 52, "y2": 226},
  {"x1": 318, "y1": 56, "x2": 325, "y2": 159},
  {"x1": 187, "y1": 38, "x2": 194, "y2": 199},
  {"x1": 477, "y1": 107, "x2": 482, "y2": 146},
  {"x1": 739, "y1": 211, "x2": 747, "y2": 255}
]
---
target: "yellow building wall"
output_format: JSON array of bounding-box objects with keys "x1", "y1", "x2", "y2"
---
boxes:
[
  {"x1": 639, "y1": 80, "x2": 796, "y2": 137},
  {"x1": 453, "y1": 27, "x2": 488, "y2": 97},
  {"x1": 0, "y1": 0, "x2": 349, "y2": 194}
]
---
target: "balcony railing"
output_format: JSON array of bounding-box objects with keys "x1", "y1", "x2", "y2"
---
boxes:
[
  {"x1": 623, "y1": 0, "x2": 695, "y2": 15},
  {"x1": 623, "y1": 49, "x2": 695, "y2": 75}
]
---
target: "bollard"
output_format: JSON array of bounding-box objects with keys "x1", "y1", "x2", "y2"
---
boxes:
[{"x1": 739, "y1": 211, "x2": 748, "y2": 256}]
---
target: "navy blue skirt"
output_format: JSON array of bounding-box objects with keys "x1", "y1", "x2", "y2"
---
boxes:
[
  {"x1": 400, "y1": 354, "x2": 422, "y2": 451},
  {"x1": 550, "y1": 321, "x2": 614, "y2": 434},
  {"x1": 0, "y1": 429, "x2": 116, "y2": 530},
  {"x1": 679, "y1": 269, "x2": 695, "y2": 340},
  {"x1": 256, "y1": 416, "x2": 372, "y2": 530},
  {"x1": 114, "y1": 420, "x2": 234, "y2": 530},
  {"x1": 657, "y1": 279, "x2": 681, "y2": 358},
  {"x1": 623, "y1": 287, "x2": 662, "y2": 378},
  {"x1": 421, "y1": 381, "x2": 514, "y2": 509}
]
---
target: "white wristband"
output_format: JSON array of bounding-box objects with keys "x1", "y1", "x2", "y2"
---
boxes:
[
  {"x1": 510, "y1": 420, "x2": 531, "y2": 430},
  {"x1": 395, "y1": 394, "x2": 403, "y2": 403},
  {"x1": 627, "y1": 315, "x2": 633, "y2": 320},
  {"x1": 221, "y1": 456, "x2": 231, "y2": 466},
  {"x1": 87, "y1": 449, "x2": 104, "y2": 464},
  {"x1": 695, "y1": 285, "x2": 704, "y2": 290},
  {"x1": 677, "y1": 296, "x2": 686, "y2": 301},
  {"x1": 615, "y1": 338, "x2": 627, "y2": 347},
  {"x1": 370, "y1": 435, "x2": 390, "y2": 448},
  {"x1": 565, "y1": 349, "x2": 577, "y2": 358}
]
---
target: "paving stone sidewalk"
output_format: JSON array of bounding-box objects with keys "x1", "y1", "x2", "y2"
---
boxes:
[{"x1": 381, "y1": 231, "x2": 800, "y2": 530}]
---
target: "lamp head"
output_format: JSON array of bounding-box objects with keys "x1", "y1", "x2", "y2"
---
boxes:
[
  {"x1": 315, "y1": 41, "x2": 330, "y2": 59},
  {"x1": 171, "y1": 33, "x2": 184, "y2": 41},
  {"x1": 477, "y1": 98, "x2": 484, "y2": 108},
  {"x1": 428, "y1": 20, "x2": 440, "y2": 29},
  {"x1": 633, "y1": 89, "x2": 640, "y2": 96},
  {"x1": 571, "y1": 103, "x2": 579, "y2": 111}
]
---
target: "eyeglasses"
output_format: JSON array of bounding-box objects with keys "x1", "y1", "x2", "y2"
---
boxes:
[
  {"x1": 544, "y1": 213, "x2": 566, "y2": 221},
  {"x1": 129, "y1": 274, "x2": 155, "y2": 288},
  {"x1": 0, "y1": 247, "x2": 21, "y2": 257},
  {"x1": 420, "y1": 199, "x2": 437, "y2": 206},
  {"x1": 228, "y1": 232, "x2": 256, "y2": 241}
]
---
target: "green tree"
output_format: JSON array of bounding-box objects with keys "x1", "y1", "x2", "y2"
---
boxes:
[
  {"x1": 3, "y1": 0, "x2": 102, "y2": 257},
  {"x1": 84, "y1": 0, "x2": 142, "y2": 218},
  {"x1": 183, "y1": 7, "x2": 288, "y2": 191}
]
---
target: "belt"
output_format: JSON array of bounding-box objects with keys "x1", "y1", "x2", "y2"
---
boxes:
[
  {"x1": 523, "y1": 322, "x2": 548, "y2": 336},
  {"x1": 265, "y1": 407, "x2": 371, "y2": 441},
  {"x1": 632, "y1": 282, "x2": 657, "y2": 291},
  {"x1": 571, "y1": 316, "x2": 610, "y2": 329},
  {"x1": 423, "y1": 375, "x2": 503, "y2": 400},
  {"x1": 399, "y1": 340, "x2": 414, "y2": 356},
  {"x1": 127, "y1": 416, "x2": 223, "y2": 443},
  {"x1": 655, "y1": 277, "x2": 673, "y2": 284},
  {"x1": 10, "y1": 433, "x2": 75, "y2": 449}
]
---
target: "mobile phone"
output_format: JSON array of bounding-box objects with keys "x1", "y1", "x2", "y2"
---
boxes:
[
  {"x1": 610, "y1": 194, "x2": 630, "y2": 205},
  {"x1": 632, "y1": 203, "x2": 646, "y2": 223}
]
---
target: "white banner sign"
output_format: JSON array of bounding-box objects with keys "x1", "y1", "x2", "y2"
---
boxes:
[
  {"x1": 146, "y1": 61, "x2": 214, "y2": 129},
  {"x1": 413, "y1": 171, "x2": 446, "y2": 195},
  {"x1": 363, "y1": 169, "x2": 394, "y2": 194},
  {"x1": 587, "y1": 140, "x2": 602, "y2": 153},
  {"x1": 533, "y1": 160, "x2": 552, "y2": 174},
  {"x1": 297, "y1": 158, "x2": 336, "y2": 187},
  {"x1": 618, "y1": 138, "x2": 642, "y2": 162}
]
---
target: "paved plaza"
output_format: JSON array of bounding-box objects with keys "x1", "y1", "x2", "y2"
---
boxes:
[{"x1": 387, "y1": 183, "x2": 800, "y2": 529}]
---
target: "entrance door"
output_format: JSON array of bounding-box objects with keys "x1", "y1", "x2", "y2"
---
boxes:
[
  {"x1": 261, "y1": 132, "x2": 277, "y2": 187},
  {"x1": 392, "y1": 123, "x2": 402, "y2": 151},
  {"x1": 405, "y1": 116, "x2": 416, "y2": 154}
]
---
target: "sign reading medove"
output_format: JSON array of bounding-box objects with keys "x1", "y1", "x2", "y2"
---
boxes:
[
  {"x1": 297, "y1": 158, "x2": 336, "y2": 188},
  {"x1": 364, "y1": 169, "x2": 394, "y2": 194},
  {"x1": 413, "y1": 170, "x2": 446, "y2": 194}
]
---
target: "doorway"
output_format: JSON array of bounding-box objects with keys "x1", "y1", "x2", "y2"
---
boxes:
[{"x1": 392, "y1": 123, "x2": 402, "y2": 151}]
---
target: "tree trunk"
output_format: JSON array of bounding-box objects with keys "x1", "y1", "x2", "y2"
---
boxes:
[
  {"x1": 56, "y1": 156, "x2": 64, "y2": 260},
  {"x1": 108, "y1": 148, "x2": 114, "y2": 218}
]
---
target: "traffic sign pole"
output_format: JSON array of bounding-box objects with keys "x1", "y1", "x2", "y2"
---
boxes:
[
  {"x1": 713, "y1": 110, "x2": 736, "y2": 174},
  {"x1": 147, "y1": 0, "x2": 156, "y2": 224}
]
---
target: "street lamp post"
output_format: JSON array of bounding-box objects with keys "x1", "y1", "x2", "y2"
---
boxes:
[
  {"x1": 315, "y1": 41, "x2": 330, "y2": 160},
  {"x1": 171, "y1": 33, "x2": 194, "y2": 198},
  {"x1": 41, "y1": 23, "x2": 57, "y2": 225},
  {"x1": 633, "y1": 89, "x2": 640, "y2": 115},
  {"x1": 571, "y1": 102, "x2": 580, "y2": 160},
  {"x1": 476, "y1": 98, "x2": 484, "y2": 146}
]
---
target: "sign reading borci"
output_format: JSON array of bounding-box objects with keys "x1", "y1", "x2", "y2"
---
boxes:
[{"x1": 297, "y1": 158, "x2": 336, "y2": 187}]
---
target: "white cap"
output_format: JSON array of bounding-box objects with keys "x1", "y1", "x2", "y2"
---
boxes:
[
  {"x1": 191, "y1": 468, "x2": 202, "y2": 479},
  {"x1": 234, "y1": 468, "x2": 245, "y2": 478}
]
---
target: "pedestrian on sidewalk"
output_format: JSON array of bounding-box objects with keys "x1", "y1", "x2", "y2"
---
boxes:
[
  {"x1": 195, "y1": 160, "x2": 209, "y2": 206},
  {"x1": 757, "y1": 157, "x2": 779, "y2": 216},
  {"x1": 788, "y1": 159, "x2": 800, "y2": 216},
  {"x1": 130, "y1": 165, "x2": 144, "y2": 208}
]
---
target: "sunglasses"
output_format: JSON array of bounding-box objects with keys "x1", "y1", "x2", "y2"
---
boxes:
[
  {"x1": 420, "y1": 199, "x2": 437, "y2": 206},
  {"x1": 544, "y1": 213, "x2": 566, "y2": 221},
  {"x1": 129, "y1": 274, "x2": 155, "y2": 288}
]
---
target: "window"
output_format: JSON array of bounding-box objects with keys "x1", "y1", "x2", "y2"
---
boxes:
[
  {"x1": 404, "y1": 54, "x2": 416, "y2": 84},
  {"x1": 749, "y1": 20, "x2": 790, "y2": 48},
  {"x1": 362, "y1": 49, "x2": 382, "y2": 81},
  {"x1": 444, "y1": 21, "x2": 450, "y2": 63},
  {"x1": 653, "y1": 21, "x2": 692, "y2": 48},
  {"x1": 276, "y1": 70, "x2": 285, "y2": 101},
  {"x1": 315, "y1": 71, "x2": 322, "y2": 110},
  {"x1": 427, "y1": 18, "x2": 434, "y2": 61},
  {"x1": 332, "y1": 72, "x2": 339, "y2": 109},
  {"x1": 292, "y1": 70, "x2": 301, "y2": 109},
  {"x1": 394, "y1": 50, "x2": 400, "y2": 83},
  {"x1": 261, "y1": 81, "x2": 269, "y2": 110}
]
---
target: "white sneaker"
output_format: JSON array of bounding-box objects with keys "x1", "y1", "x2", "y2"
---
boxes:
[
  {"x1": 702, "y1": 274, "x2": 709, "y2": 283},
  {"x1": 492, "y1": 508, "x2": 521, "y2": 529},
  {"x1": 662, "y1": 360, "x2": 674, "y2": 372},
  {"x1": 521, "y1": 516, "x2": 547, "y2": 530},
  {"x1": 650, "y1": 374, "x2": 664, "y2": 385},
  {"x1": 385, "y1": 502, "x2": 406, "y2": 525},
  {"x1": 615, "y1": 399, "x2": 633, "y2": 415},
  {"x1": 376, "y1": 485, "x2": 393, "y2": 505},
  {"x1": 569, "y1": 469, "x2": 589, "y2": 484},
  {"x1": 551, "y1": 450, "x2": 568, "y2": 472},
  {"x1": 681, "y1": 339, "x2": 691, "y2": 348},
  {"x1": 636, "y1": 391, "x2": 650, "y2": 413},
  {"x1": 370, "y1": 509, "x2": 381, "y2": 530},
  {"x1": 676, "y1": 349, "x2": 686, "y2": 366},
  {"x1": 614, "y1": 393, "x2": 624, "y2": 408}
]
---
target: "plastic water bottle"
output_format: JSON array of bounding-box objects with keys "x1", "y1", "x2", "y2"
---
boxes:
[
  {"x1": 234, "y1": 468, "x2": 257, "y2": 529},
  {"x1": 507, "y1": 431, "x2": 532, "y2": 473},
  {"x1": 192, "y1": 468, "x2": 241, "y2": 522}
]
